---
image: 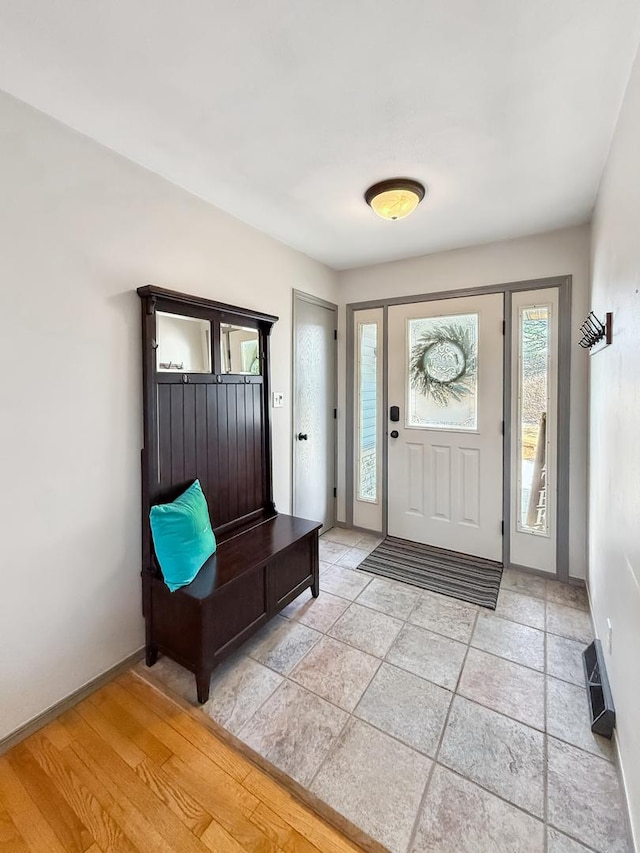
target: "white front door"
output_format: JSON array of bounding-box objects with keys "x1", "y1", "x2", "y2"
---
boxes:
[{"x1": 387, "y1": 293, "x2": 504, "y2": 561}]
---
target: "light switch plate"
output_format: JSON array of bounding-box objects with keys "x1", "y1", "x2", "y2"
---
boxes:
[{"x1": 272, "y1": 392, "x2": 284, "y2": 408}]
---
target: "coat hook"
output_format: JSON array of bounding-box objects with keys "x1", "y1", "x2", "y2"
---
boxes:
[{"x1": 578, "y1": 311, "x2": 612, "y2": 352}]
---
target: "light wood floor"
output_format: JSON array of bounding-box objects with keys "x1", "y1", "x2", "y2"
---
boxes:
[{"x1": 0, "y1": 672, "x2": 363, "y2": 852}]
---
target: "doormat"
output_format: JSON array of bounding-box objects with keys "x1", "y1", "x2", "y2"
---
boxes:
[{"x1": 357, "y1": 537, "x2": 503, "y2": 609}]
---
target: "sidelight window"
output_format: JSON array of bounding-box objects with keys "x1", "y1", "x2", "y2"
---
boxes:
[
  {"x1": 357, "y1": 321, "x2": 379, "y2": 502},
  {"x1": 517, "y1": 305, "x2": 551, "y2": 536}
]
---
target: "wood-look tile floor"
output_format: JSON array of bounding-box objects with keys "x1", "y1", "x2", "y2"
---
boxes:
[{"x1": 0, "y1": 672, "x2": 362, "y2": 853}]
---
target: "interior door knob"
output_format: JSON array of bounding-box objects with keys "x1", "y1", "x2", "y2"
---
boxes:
[
  {"x1": 390, "y1": 430, "x2": 399, "y2": 439},
  {"x1": 297, "y1": 433, "x2": 308, "y2": 441}
]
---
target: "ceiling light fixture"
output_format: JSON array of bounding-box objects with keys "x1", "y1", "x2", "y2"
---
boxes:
[{"x1": 365, "y1": 178, "x2": 426, "y2": 221}]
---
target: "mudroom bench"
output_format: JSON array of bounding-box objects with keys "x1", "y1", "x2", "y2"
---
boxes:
[
  {"x1": 144, "y1": 513, "x2": 320, "y2": 703},
  {"x1": 138, "y1": 285, "x2": 321, "y2": 704}
]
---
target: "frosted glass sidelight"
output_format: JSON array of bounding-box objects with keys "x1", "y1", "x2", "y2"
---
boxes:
[
  {"x1": 517, "y1": 306, "x2": 550, "y2": 535},
  {"x1": 407, "y1": 313, "x2": 478, "y2": 430},
  {"x1": 357, "y1": 322, "x2": 378, "y2": 502}
]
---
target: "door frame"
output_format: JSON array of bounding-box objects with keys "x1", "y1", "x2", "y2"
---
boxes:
[
  {"x1": 345, "y1": 274, "x2": 572, "y2": 581},
  {"x1": 291, "y1": 289, "x2": 338, "y2": 529}
]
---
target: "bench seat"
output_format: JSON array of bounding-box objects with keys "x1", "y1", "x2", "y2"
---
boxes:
[{"x1": 144, "y1": 513, "x2": 321, "y2": 702}]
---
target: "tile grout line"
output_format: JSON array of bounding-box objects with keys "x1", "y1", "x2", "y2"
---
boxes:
[
  {"x1": 285, "y1": 595, "x2": 353, "y2": 636},
  {"x1": 155, "y1": 535, "x2": 610, "y2": 852},
  {"x1": 188, "y1": 562, "x2": 605, "y2": 801},
  {"x1": 248, "y1": 546, "x2": 461, "y2": 817},
  {"x1": 422, "y1": 591, "x2": 548, "y2": 832},
  {"x1": 511, "y1": 574, "x2": 589, "y2": 610},
  {"x1": 404, "y1": 607, "x2": 482, "y2": 853},
  {"x1": 305, "y1": 657, "x2": 386, "y2": 793},
  {"x1": 289, "y1": 640, "x2": 384, "y2": 717},
  {"x1": 234, "y1": 671, "x2": 289, "y2": 745},
  {"x1": 232, "y1": 563, "x2": 606, "y2": 772},
  {"x1": 433, "y1": 763, "x2": 551, "y2": 828}
]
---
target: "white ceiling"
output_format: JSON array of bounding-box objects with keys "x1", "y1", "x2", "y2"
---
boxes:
[{"x1": 0, "y1": 1, "x2": 639, "y2": 270}]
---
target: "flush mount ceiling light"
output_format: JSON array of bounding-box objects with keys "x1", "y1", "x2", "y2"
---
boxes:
[{"x1": 365, "y1": 178, "x2": 426, "y2": 221}]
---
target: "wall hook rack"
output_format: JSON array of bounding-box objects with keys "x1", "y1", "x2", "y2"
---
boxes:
[{"x1": 578, "y1": 311, "x2": 612, "y2": 352}]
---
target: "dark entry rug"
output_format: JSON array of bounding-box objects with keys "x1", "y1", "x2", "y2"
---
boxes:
[{"x1": 356, "y1": 536, "x2": 503, "y2": 609}]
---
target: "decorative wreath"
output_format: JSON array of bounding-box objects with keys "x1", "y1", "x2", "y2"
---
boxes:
[{"x1": 409, "y1": 323, "x2": 477, "y2": 406}]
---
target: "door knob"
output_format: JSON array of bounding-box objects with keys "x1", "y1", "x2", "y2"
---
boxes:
[
  {"x1": 390, "y1": 430, "x2": 399, "y2": 439},
  {"x1": 297, "y1": 433, "x2": 308, "y2": 441}
]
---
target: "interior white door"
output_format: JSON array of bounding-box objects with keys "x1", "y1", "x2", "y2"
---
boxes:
[
  {"x1": 388, "y1": 293, "x2": 504, "y2": 561},
  {"x1": 293, "y1": 293, "x2": 337, "y2": 532}
]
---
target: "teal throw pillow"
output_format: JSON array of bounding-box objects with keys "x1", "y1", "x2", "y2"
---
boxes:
[{"x1": 150, "y1": 479, "x2": 216, "y2": 592}]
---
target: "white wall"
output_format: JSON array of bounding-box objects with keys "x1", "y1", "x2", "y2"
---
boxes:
[
  {"x1": 590, "y1": 44, "x2": 640, "y2": 845},
  {"x1": 337, "y1": 225, "x2": 590, "y2": 581},
  {"x1": 0, "y1": 89, "x2": 337, "y2": 740}
]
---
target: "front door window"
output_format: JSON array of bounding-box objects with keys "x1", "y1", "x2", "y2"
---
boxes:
[{"x1": 407, "y1": 313, "x2": 479, "y2": 430}]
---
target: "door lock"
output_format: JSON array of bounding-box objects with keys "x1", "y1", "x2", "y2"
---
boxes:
[
  {"x1": 390, "y1": 430, "x2": 399, "y2": 439},
  {"x1": 297, "y1": 433, "x2": 308, "y2": 441}
]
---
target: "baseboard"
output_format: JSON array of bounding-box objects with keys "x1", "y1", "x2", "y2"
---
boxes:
[
  {"x1": 613, "y1": 710, "x2": 639, "y2": 851},
  {"x1": 506, "y1": 561, "x2": 587, "y2": 587},
  {"x1": 333, "y1": 521, "x2": 383, "y2": 536},
  {"x1": 0, "y1": 647, "x2": 145, "y2": 756}
]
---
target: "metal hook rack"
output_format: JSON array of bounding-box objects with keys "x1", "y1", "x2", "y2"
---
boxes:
[{"x1": 578, "y1": 311, "x2": 612, "y2": 352}]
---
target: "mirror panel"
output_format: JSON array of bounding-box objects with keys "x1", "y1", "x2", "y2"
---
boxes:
[
  {"x1": 220, "y1": 324, "x2": 261, "y2": 374},
  {"x1": 156, "y1": 312, "x2": 211, "y2": 373}
]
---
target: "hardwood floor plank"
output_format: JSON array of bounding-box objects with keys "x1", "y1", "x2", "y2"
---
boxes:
[
  {"x1": 103, "y1": 682, "x2": 283, "y2": 850},
  {"x1": 58, "y1": 710, "x2": 209, "y2": 853},
  {"x1": 249, "y1": 802, "x2": 322, "y2": 853},
  {"x1": 125, "y1": 673, "x2": 365, "y2": 852},
  {"x1": 242, "y1": 770, "x2": 364, "y2": 853},
  {"x1": 39, "y1": 720, "x2": 74, "y2": 751},
  {"x1": 0, "y1": 758, "x2": 67, "y2": 853},
  {"x1": 99, "y1": 683, "x2": 227, "y2": 778},
  {"x1": 2, "y1": 675, "x2": 365, "y2": 853},
  {"x1": 106, "y1": 681, "x2": 261, "y2": 823},
  {"x1": 134, "y1": 759, "x2": 212, "y2": 837},
  {"x1": 26, "y1": 733, "x2": 136, "y2": 853},
  {"x1": 89, "y1": 691, "x2": 172, "y2": 766},
  {"x1": 199, "y1": 818, "x2": 248, "y2": 853},
  {"x1": 115, "y1": 674, "x2": 183, "y2": 725},
  {"x1": 5, "y1": 743, "x2": 94, "y2": 853},
  {"x1": 103, "y1": 680, "x2": 264, "y2": 846},
  {"x1": 161, "y1": 756, "x2": 276, "y2": 853},
  {"x1": 119, "y1": 673, "x2": 251, "y2": 781},
  {"x1": 0, "y1": 803, "x2": 29, "y2": 852},
  {"x1": 162, "y1": 743, "x2": 258, "y2": 813},
  {"x1": 74, "y1": 700, "x2": 146, "y2": 769},
  {"x1": 62, "y1": 741, "x2": 184, "y2": 853}
]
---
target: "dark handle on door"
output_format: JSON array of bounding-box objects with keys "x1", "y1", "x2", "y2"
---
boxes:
[
  {"x1": 390, "y1": 430, "x2": 399, "y2": 439},
  {"x1": 298, "y1": 433, "x2": 308, "y2": 441}
]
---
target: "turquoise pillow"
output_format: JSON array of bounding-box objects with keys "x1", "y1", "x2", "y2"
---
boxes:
[{"x1": 150, "y1": 480, "x2": 216, "y2": 592}]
